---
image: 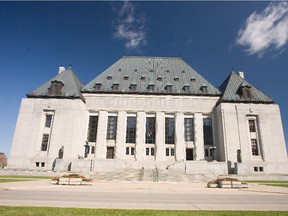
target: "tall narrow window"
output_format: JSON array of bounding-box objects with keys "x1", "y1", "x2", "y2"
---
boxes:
[
  {"x1": 45, "y1": 115, "x2": 52, "y2": 128},
  {"x1": 106, "y1": 116, "x2": 117, "y2": 140},
  {"x1": 41, "y1": 134, "x2": 49, "y2": 151},
  {"x1": 184, "y1": 118, "x2": 194, "y2": 141},
  {"x1": 249, "y1": 120, "x2": 256, "y2": 132},
  {"x1": 203, "y1": 118, "x2": 213, "y2": 145},
  {"x1": 251, "y1": 139, "x2": 259, "y2": 155},
  {"x1": 126, "y1": 117, "x2": 136, "y2": 143},
  {"x1": 165, "y1": 117, "x2": 175, "y2": 144},
  {"x1": 87, "y1": 116, "x2": 98, "y2": 142},
  {"x1": 146, "y1": 117, "x2": 155, "y2": 144}
]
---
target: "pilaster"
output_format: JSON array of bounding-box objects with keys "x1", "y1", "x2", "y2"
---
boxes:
[
  {"x1": 135, "y1": 112, "x2": 145, "y2": 161},
  {"x1": 95, "y1": 111, "x2": 108, "y2": 159},
  {"x1": 194, "y1": 113, "x2": 204, "y2": 160},
  {"x1": 115, "y1": 111, "x2": 127, "y2": 159},
  {"x1": 175, "y1": 113, "x2": 185, "y2": 161},
  {"x1": 156, "y1": 112, "x2": 165, "y2": 161}
]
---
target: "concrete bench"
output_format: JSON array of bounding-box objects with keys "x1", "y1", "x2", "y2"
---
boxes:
[{"x1": 69, "y1": 178, "x2": 82, "y2": 185}]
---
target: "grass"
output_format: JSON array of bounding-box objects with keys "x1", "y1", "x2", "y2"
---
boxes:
[
  {"x1": 0, "y1": 206, "x2": 287, "y2": 216},
  {"x1": 0, "y1": 175, "x2": 51, "y2": 183},
  {"x1": 246, "y1": 180, "x2": 288, "y2": 188}
]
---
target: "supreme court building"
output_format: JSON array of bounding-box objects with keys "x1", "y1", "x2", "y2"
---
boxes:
[{"x1": 8, "y1": 56, "x2": 288, "y2": 174}]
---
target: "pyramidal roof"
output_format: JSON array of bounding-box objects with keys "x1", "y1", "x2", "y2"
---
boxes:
[
  {"x1": 27, "y1": 67, "x2": 84, "y2": 100},
  {"x1": 83, "y1": 56, "x2": 221, "y2": 96},
  {"x1": 219, "y1": 72, "x2": 274, "y2": 103}
]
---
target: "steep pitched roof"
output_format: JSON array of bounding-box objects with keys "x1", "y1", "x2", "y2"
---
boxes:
[
  {"x1": 219, "y1": 72, "x2": 274, "y2": 103},
  {"x1": 82, "y1": 56, "x2": 221, "y2": 96},
  {"x1": 27, "y1": 67, "x2": 84, "y2": 100}
]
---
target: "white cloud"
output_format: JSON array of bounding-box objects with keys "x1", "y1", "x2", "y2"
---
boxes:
[
  {"x1": 236, "y1": 2, "x2": 288, "y2": 56},
  {"x1": 112, "y1": 1, "x2": 147, "y2": 50}
]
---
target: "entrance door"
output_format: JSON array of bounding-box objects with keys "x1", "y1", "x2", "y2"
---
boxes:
[
  {"x1": 106, "y1": 147, "x2": 114, "y2": 159},
  {"x1": 186, "y1": 149, "x2": 193, "y2": 160}
]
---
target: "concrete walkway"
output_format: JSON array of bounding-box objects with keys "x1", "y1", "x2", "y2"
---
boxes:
[{"x1": 1, "y1": 179, "x2": 288, "y2": 210}]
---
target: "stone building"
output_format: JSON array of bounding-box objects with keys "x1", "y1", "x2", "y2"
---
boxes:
[{"x1": 8, "y1": 56, "x2": 287, "y2": 174}]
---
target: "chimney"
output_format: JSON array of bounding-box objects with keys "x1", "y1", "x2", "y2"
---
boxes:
[
  {"x1": 238, "y1": 71, "x2": 245, "y2": 79},
  {"x1": 58, "y1": 66, "x2": 65, "y2": 74}
]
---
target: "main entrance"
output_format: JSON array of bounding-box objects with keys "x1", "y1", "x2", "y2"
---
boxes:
[
  {"x1": 186, "y1": 148, "x2": 193, "y2": 160},
  {"x1": 106, "y1": 147, "x2": 114, "y2": 159}
]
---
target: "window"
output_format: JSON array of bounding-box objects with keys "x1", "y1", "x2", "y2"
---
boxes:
[
  {"x1": 45, "y1": 115, "x2": 52, "y2": 128},
  {"x1": 130, "y1": 84, "x2": 137, "y2": 91},
  {"x1": 183, "y1": 85, "x2": 190, "y2": 92},
  {"x1": 107, "y1": 75, "x2": 112, "y2": 80},
  {"x1": 126, "y1": 117, "x2": 136, "y2": 143},
  {"x1": 157, "y1": 76, "x2": 162, "y2": 81},
  {"x1": 91, "y1": 146, "x2": 95, "y2": 154},
  {"x1": 87, "y1": 116, "x2": 98, "y2": 142},
  {"x1": 203, "y1": 118, "x2": 213, "y2": 145},
  {"x1": 201, "y1": 85, "x2": 208, "y2": 93},
  {"x1": 41, "y1": 134, "x2": 49, "y2": 151},
  {"x1": 36, "y1": 162, "x2": 40, "y2": 167},
  {"x1": 184, "y1": 118, "x2": 194, "y2": 141},
  {"x1": 106, "y1": 116, "x2": 117, "y2": 140},
  {"x1": 174, "y1": 77, "x2": 179, "y2": 81},
  {"x1": 50, "y1": 81, "x2": 63, "y2": 95},
  {"x1": 166, "y1": 85, "x2": 172, "y2": 92},
  {"x1": 165, "y1": 118, "x2": 175, "y2": 144},
  {"x1": 124, "y1": 75, "x2": 129, "y2": 80},
  {"x1": 249, "y1": 120, "x2": 256, "y2": 132},
  {"x1": 148, "y1": 84, "x2": 155, "y2": 91},
  {"x1": 166, "y1": 148, "x2": 174, "y2": 156},
  {"x1": 94, "y1": 83, "x2": 102, "y2": 90},
  {"x1": 126, "y1": 147, "x2": 135, "y2": 155},
  {"x1": 146, "y1": 117, "x2": 155, "y2": 144},
  {"x1": 251, "y1": 139, "x2": 259, "y2": 156},
  {"x1": 140, "y1": 76, "x2": 146, "y2": 81},
  {"x1": 239, "y1": 85, "x2": 253, "y2": 100},
  {"x1": 146, "y1": 147, "x2": 154, "y2": 156},
  {"x1": 112, "y1": 83, "x2": 119, "y2": 90},
  {"x1": 41, "y1": 162, "x2": 45, "y2": 167}
]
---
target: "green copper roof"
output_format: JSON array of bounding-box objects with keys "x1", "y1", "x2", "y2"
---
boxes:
[
  {"x1": 83, "y1": 56, "x2": 221, "y2": 96},
  {"x1": 219, "y1": 72, "x2": 274, "y2": 103},
  {"x1": 27, "y1": 67, "x2": 84, "y2": 100}
]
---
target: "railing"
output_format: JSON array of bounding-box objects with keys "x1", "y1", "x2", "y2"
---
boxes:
[{"x1": 138, "y1": 166, "x2": 144, "y2": 182}]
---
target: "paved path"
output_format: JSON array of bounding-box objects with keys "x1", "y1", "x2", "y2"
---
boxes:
[{"x1": 1, "y1": 180, "x2": 288, "y2": 210}]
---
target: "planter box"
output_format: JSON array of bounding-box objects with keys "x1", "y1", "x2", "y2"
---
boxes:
[
  {"x1": 207, "y1": 183, "x2": 218, "y2": 188},
  {"x1": 219, "y1": 181, "x2": 232, "y2": 188},
  {"x1": 231, "y1": 181, "x2": 242, "y2": 188},
  {"x1": 58, "y1": 177, "x2": 70, "y2": 185},
  {"x1": 69, "y1": 178, "x2": 82, "y2": 185}
]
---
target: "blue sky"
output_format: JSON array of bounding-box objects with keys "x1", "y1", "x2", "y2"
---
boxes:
[{"x1": 1, "y1": 1, "x2": 288, "y2": 156}]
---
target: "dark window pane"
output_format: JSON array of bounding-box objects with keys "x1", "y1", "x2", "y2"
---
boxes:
[
  {"x1": 87, "y1": 116, "x2": 98, "y2": 142},
  {"x1": 106, "y1": 116, "x2": 117, "y2": 140},
  {"x1": 249, "y1": 120, "x2": 256, "y2": 132},
  {"x1": 131, "y1": 147, "x2": 135, "y2": 155},
  {"x1": 146, "y1": 148, "x2": 149, "y2": 155},
  {"x1": 171, "y1": 148, "x2": 175, "y2": 156},
  {"x1": 165, "y1": 118, "x2": 175, "y2": 144},
  {"x1": 126, "y1": 147, "x2": 129, "y2": 155},
  {"x1": 41, "y1": 134, "x2": 49, "y2": 151},
  {"x1": 184, "y1": 118, "x2": 194, "y2": 141},
  {"x1": 45, "y1": 115, "x2": 52, "y2": 128},
  {"x1": 126, "y1": 117, "x2": 136, "y2": 143},
  {"x1": 251, "y1": 139, "x2": 259, "y2": 155},
  {"x1": 151, "y1": 148, "x2": 154, "y2": 156},
  {"x1": 146, "y1": 117, "x2": 156, "y2": 144},
  {"x1": 203, "y1": 118, "x2": 213, "y2": 145},
  {"x1": 166, "y1": 148, "x2": 169, "y2": 156}
]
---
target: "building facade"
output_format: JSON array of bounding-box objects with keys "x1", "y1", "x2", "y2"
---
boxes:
[{"x1": 8, "y1": 56, "x2": 288, "y2": 174}]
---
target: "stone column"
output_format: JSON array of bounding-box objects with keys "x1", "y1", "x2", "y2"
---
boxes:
[
  {"x1": 115, "y1": 111, "x2": 127, "y2": 160},
  {"x1": 135, "y1": 112, "x2": 145, "y2": 161},
  {"x1": 175, "y1": 113, "x2": 185, "y2": 161},
  {"x1": 156, "y1": 112, "x2": 165, "y2": 161},
  {"x1": 95, "y1": 111, "x2": 108, "y2": 159},
  {"x1": 194, "y1": 113, "x2": 204, "y2": 160}
]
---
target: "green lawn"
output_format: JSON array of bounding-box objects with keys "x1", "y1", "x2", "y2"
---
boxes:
[
  {"x1": 0, "y1": 175, "x2": 51, "y2": 183},
  {"x1": 0, "y1": 206, "x2": 287, "y2": 216},
  {"x1": 246, "y1": 180, "x2": 288, "y2": 188}
]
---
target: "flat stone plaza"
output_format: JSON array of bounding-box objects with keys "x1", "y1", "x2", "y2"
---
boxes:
[{"x1": 1, "y1": 170, "x2": 288, "y2": 211}]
